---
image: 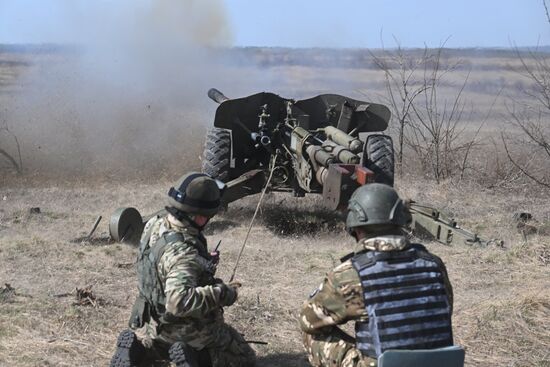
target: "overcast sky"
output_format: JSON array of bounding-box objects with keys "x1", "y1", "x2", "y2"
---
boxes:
[{"x1": 1, "y1": 0, "x2": 548, "y2": 48}]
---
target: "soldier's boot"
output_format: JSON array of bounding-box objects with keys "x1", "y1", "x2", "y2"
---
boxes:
[
  {"x1": 169, "y1": 342, "x2": 200, "y2": 367},
  {"x1": 110, "y1": 329, "x2": 146, "y2": 367}
]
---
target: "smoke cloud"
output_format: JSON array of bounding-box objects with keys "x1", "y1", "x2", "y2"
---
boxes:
[{"x1": 2, "y1": 0, "x2": 235, "y2": 179}]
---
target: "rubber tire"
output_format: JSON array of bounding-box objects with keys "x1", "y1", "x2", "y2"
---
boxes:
[
  {"x1": 364, "y1": 134, "x2": 395, "y2": 186},
  {"x1": 202, "y1": 128, "x2": 232, "y2": 182}
]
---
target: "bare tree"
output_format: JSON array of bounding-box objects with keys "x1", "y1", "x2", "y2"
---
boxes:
[
  {"x1": 369, "y1": 40, "x2": 428, "y2": 173},
  {"x1": 502, "y1": 5, "x2": 550, "y2": 188},
  {"x1": 371, "y1": 41, "x2": 481, "y2": 183},
  {"x1": 502, "y1": 68, "x2": 550, "y2": 188},
  {"x1": 406, "y1": 47, "x2": 479, "y2": 183}
]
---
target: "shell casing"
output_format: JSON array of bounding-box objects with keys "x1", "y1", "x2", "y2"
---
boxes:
[{"x1": 325, "y1": 126, "x2": 363, "y2": 153}]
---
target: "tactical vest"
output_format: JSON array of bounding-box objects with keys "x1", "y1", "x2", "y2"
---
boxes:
[
  {"x1": 134, "y1": 224, "x2": 211, "y2": 323},
  {"x1": 351, "y1": 244, "x2": 453, "y2": 358}
]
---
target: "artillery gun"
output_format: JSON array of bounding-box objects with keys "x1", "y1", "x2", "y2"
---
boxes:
[
  {"x1": 203, "y1": 88, "x2": 394, "y2": 210},
  {"x1": 109, "y1": 89, "x2": 495, "y2": 247}
]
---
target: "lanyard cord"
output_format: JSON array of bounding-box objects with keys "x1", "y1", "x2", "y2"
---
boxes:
[{"x1": 229, "y1": 153, "x2": 278, "y2": 282}]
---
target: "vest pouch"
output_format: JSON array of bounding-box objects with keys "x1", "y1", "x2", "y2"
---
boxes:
[{"x1": 128, "y1": 294, "x2": 151, "y2": 329}]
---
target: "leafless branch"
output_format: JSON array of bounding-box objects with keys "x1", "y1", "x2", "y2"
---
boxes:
[
  {"x1": 504, "y1": 40, "x2": 550, "y2": 189},
  {"x1": 502, "y1": 133, "x2": 550, "y2": 188},
  {"x1": 369, "y1": 43, "x2": 430, "y2": 173}
]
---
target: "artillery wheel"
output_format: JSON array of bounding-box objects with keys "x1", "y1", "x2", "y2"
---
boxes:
[
  {"x1": 109, "y1": 207, "x2": 144, "y2": 245},
  {"x1": 202, "y1": 128, "x2": 232, "y2": 182},
  {"x1": 364, "y1": 134, "x2": 395, "y2": 186}
]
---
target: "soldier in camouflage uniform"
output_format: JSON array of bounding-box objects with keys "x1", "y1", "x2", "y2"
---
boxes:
[
  {"x1": 300, "y1": 183, "x2": 454, "y2": 367},
  {"x1": 110, "y1": 172, "x2": 256, "y2": 367}
]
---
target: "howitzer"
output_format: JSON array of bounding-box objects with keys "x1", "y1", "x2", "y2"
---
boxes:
[
  {"x1": 203, "y1": 88, "x2": 394, "y2": 210},
  {"x1": 202, "y1": 89, "x2": 494, "y2": 245},
  {"x1": 108, "y1": 89, "x2": 495, "y2": 246}
]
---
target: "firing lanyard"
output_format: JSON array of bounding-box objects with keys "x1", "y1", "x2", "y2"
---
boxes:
[{"x1": 229, "y1": 153, "x2": 278, "y2": 282}]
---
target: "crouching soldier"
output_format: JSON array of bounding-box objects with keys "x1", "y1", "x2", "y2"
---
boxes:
[
  {"x1": 110, "y1": 172, "x2": 256, "y2": 367},
  {"x1": 300, "y1": 183, "x2": 454, "y2": 366}
]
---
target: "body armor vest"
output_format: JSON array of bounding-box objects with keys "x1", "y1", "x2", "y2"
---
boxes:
[
  {"x1": 351, "y1": 244, "x2": 453, "y2": 358},
  {"x1": 137, "y1": 229, "x2": 182, "y2": 319},
  {"x1": 135, "y1": 226, "x2": 211, "y2": 321}
]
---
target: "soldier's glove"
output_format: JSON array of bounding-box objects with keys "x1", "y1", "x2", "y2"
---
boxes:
[{"x1": 218, "y1": 283, "x2": 238, "y2": 307}]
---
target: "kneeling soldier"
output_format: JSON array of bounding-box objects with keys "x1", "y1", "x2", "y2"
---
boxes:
[
  {"x1": 300, "y1": 183, "x2": 454, "y2": 366},
  {"x1": 110, "y1": 172, "x2": 256, "y2": 367}
]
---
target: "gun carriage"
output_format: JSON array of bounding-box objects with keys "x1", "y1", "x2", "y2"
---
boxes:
[{"x1": 109, "y1": 89, "x2": 492, "y2": 247}]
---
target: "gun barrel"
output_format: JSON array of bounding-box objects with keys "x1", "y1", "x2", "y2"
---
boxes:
[{"x1": 208, "y1": 88, "x2": 230, "y2": 104}]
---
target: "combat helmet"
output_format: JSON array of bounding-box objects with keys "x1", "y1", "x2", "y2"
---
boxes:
[
  {"x1": 167, "y1": 172, "x2": 225, "y2": 217},
  {"x1": 346, "y1": 183, "x2": 411, "y2": 233}
]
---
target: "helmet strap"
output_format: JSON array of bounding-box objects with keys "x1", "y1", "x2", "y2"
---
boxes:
[{"x1": 165, "y1": 206, "x2": 203, "y2": 231}]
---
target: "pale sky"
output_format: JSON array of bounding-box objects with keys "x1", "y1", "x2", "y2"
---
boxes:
[{"x1": 0, "y1": 0, "x2": 548, "y2": 48}]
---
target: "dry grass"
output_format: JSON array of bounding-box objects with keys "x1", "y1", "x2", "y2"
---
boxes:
[
  {"x1": 1, "y1": 47, "x2": 550, "y2": 366},
  {"x1": 1, "y1": 178, "x2": 549, "y2": 366}
]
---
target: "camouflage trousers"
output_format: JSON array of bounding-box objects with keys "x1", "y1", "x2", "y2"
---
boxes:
[
  {"x1": 302, "y1": 331, "x2": 376, "y2": 367},
  {"x1": 136, "y1": 321, "x2": 256, "y2": 367}
]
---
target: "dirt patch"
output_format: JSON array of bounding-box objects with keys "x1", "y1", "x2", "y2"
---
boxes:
[{"x1": 261, "y1": 206, "x2": 344, "y2": 237}]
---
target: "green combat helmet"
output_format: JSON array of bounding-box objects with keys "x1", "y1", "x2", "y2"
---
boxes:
[
  {"x1": 167, "y1": 172, "x2": 224, "y2": 217},
  {"x1": 346, "y1": 183, "x2": 411, "y2": 234}
]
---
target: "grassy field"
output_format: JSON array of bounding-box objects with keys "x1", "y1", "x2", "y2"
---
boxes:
[{"x1": 1, "y1": 47, "x2": 549, "y2": 366}]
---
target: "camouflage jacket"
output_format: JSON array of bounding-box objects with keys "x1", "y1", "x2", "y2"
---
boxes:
[
  {"x1": 137, "y1": 214, "x2": 227, "y2": 348},
  {"x1": 299, "y1": 235, "x2": 454, "y2": 335}
]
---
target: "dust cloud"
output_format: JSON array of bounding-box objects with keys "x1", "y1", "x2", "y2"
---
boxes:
[{"x1": 2, "y1": 0, "x2": 236, "y2": 179}]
